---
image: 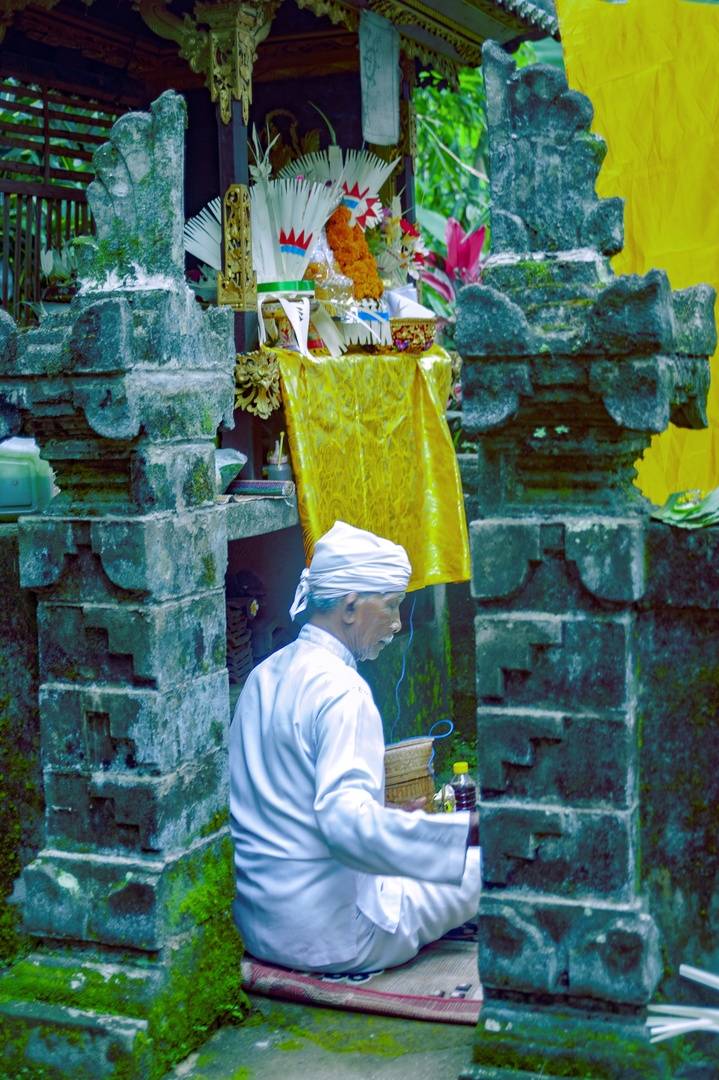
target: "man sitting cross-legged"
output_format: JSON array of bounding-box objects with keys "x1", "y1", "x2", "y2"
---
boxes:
[{"x1": 229, "y1": 520, "x2": 481, "y2": 973}]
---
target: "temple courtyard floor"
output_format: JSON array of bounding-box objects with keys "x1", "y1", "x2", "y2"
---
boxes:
[{"x1": 163, "y1": 993, "x2": 481, "y2": 1080}]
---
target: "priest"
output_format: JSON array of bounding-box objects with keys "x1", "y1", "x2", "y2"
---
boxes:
[{"x1": 229, "y1": 520, "x2": 481, "y2": 973}]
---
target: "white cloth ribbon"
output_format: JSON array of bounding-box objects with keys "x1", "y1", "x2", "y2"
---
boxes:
[
  {"x1": 289, "y1": 520, "x2": 412, "y2": 620},
  {"x1": 258, "y1": 292, "x2": 311, "y2": 357}
]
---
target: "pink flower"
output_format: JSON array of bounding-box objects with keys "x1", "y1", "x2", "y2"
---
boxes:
[{"x1": 445, "y1": 218, "x2": 486, "y2": 285}]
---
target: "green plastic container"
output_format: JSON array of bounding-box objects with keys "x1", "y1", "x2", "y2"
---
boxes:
[{"x1": 0, "y1": 437, "x2": 54, "y2": 522}]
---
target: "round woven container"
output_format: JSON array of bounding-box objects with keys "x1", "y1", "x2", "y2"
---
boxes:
[
  {"x1": 384, "y1": 736, "x2": 436, "y2": 813},
  {"x1": 391, "y1": 316, "x2": 436, "y2": 353}
]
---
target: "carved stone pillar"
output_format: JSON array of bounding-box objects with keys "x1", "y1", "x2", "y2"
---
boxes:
[
  {"x1": 456, "y1": 42, "x2": 716, "y2": 1080},
  {"x1": 0, "y1": 92, "x2": 238, "y2": 1079}
]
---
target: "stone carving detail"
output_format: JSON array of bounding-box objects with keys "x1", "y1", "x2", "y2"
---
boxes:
[
  {"x1": 0, "y1": 92, "x2": 241, "y2": 1077},
  {"x1": 477, "y1": 708, "x2": 565, "y2": 791},
  {"x1": 482, "y1": 42, "x2": 622, "y2": 256},
  {"x1": 456, "y1": 42, "x2": 718, "y2": 1034},
  {"x1": 0, "y1": 98, "x2": 235, "y2": 515},
  {"x1": 77, "y1": 91, "x2": 187, "y2": 285},
  {"x1": 564, "y1": 519, "x2": 646, "y2": 602},
  {"x1": 479, "y1": 805, "x2": 568, "y2": 885},
  {"x1": 568, "y1": 914, "x2": 663, "y2": 1005},
  {"x1": 480, "y1": 803, "x2": 634, "y2": 899},
  {"x1": 478, "y1": 903, "x2": 559, "y2": 993},
  {"x1": 479, "y1": 897, "x2": 662, "y2": 1005},
  {"x1": 470, "y1": 519, "x2": 541, "y2": 600},
  {"x1": 477, "y1": 708, "x2": 633, "y2": 810},
  {"x1": 475, "y1": 615, "x2": 563, "y2": 697},
  {"x1": 457, "y1": 46, "x2": 715, "y2": 515},
  {"x1": 471, "y1": 518, "x2": 646, "y2": 603}
]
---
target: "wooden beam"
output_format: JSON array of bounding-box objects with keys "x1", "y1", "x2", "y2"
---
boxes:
[
  {"x1": 0, "y1": 51, "x2": 147, "y2": 110},
  {"x1": 0, "y1": 178, "x2": 88, "y2": 201}
]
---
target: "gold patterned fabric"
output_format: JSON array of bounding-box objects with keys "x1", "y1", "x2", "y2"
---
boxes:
[{"x1": 277, "y1": 345, "x2": 470, "y2": 590}]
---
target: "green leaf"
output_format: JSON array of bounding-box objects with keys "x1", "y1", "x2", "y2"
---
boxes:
[{"x1": 416, "y1": 205, "x2": 449, "y2": 245}]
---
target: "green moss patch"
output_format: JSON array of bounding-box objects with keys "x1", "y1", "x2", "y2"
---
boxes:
[{"x1": 0, "y1": 689, "x2": 42, "y2": 966}]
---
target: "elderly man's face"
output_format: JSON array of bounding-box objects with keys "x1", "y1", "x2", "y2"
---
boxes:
[{"x1": 351, "y1": 592, "x2": 404, "y2": 662}]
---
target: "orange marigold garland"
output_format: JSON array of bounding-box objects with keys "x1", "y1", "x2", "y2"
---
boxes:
[{"x1": 325, "y1": 206, "x2": 383, "y2": 302}]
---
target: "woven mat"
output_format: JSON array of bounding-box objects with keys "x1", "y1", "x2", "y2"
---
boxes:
[{"x1": 241, "y1": 923, "x2": 482, "y2": 1024}]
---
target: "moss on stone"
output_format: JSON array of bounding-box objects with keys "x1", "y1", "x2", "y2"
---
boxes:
[
  {"x1": 144, "y1": 908, "x2": 247, "y2": 1078},
  {"x1": 473, "y1": 1017, "x2": 669, "y2": 1080},
  {"x1": 182, "y1": 460, "x2": 213, "y2": 507},
  {"x1": 199, "y1": 554, "x2": 216, "y2": 589},
  {"x1": 516, "y1": 260, "x2": 555, "y2": 288},
  {"x1": 177, "y1": 836, "x2": 234, "y2": 925},
  {"x1": 0, "y1": 836, "x2": 247, "y2": 1078},
  {"x1": 264, "y1": 1016, "x2": 406, "y2": 1057},
  {"x1": 199, "y1": 809, "x2": 229, "y2": 839},
  {"x1": 0, "y1": 689, "x2": 42, "y2": 966}
]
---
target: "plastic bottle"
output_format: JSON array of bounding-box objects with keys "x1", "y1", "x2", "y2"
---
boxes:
[{"x1": 451, "y1": 762, "x2": 476, "y2": 812}]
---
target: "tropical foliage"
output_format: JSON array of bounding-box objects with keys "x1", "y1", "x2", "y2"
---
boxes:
[
  {"x1": 414, "y1": 42, "x2": 537, "y2": 257},
  {"x1": 414, "y1": 66, "x2": 490, "y2": 243},
  {"x1": 414, "y1": 43, "x2": 538, "y2": 343}
]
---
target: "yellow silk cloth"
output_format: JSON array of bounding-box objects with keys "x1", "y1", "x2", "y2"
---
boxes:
[
  {"x1": 556, "y1": 0, "x2": 719, "y2": 505},
  {"x1": 276, "y1": 345, "x2": 470, "y2": 590}
]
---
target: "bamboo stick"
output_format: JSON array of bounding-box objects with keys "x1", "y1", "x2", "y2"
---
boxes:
[
  {"x1": 24, "y1": 193, "x2": 32, "y2": 305},
  {"x1": 13, "y1": 195, "x2": 23, "y2": 314},
  {"x1": 34, "y1": 197, "x2": 41, "y2": 302},
  {"x1": 2, "y1": 194, "x2": 9, "y2": 310}
]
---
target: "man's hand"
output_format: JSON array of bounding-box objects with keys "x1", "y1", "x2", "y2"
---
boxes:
[{"x1": 401, "y1": 796, "x2": 427, "y2": 812}]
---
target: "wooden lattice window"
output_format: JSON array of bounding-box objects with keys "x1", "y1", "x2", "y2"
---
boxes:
[{"x1": 0, "y1": 79, "x2": 126, "y2": 322}]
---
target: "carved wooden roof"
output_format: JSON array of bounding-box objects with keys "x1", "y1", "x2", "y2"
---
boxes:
[
  {"x1": 0, "y1": 0, "x2": 559, "y2": 90},
  {"x1": 0, "y1": 0, "x2": 560, "y2": 131}
]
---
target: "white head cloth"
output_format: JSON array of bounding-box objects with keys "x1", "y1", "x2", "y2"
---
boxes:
[{"x1": 289, "y1": 520, "x2": 412, "y2": 620}]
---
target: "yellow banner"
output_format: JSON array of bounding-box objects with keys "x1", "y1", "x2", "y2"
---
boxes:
[
  {"x1": 556, "y1": 0, "x2": 719, "y2": 504},
  {"x1": 277, "y1": 345, "x2": 471, "y2": 590}
]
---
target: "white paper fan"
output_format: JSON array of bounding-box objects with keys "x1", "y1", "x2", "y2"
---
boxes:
[
  {"x1": 184, "y1": 198, "x2": 222, "y2": 271},
  {"x1": 280, "y1": 148, "x2": 399, "y2": 230},
  {"x1": 252, "y1": 177, "x2": 339, "y2": 282}
]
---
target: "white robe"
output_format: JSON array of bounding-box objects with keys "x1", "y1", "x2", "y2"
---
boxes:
[{"x1": 229, "y1": 623, "x2": 480, "y2": 971}]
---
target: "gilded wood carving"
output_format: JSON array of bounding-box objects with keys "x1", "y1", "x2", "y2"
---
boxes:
[
  {"x1": 234, "y1": 349, "x2": 281, "y2": 417},
  {"x1": 218, "y1": 183, "x2": 257, "y2": 312},
  {"x1": 136, "y1": 0, "x2": 278, "y2": 124}
]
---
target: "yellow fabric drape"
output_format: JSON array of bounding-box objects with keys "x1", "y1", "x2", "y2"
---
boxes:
[
  {"x1": 277, "y1": 345, "x2": 471, "y2": 591},
  {"x1": 556, "y1": 0, "x2": 719, "y2": 505}
]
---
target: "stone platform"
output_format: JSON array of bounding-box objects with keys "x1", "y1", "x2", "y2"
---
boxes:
[{"x1": 162, "y1": 995, "x2": 475, "y2": 1080}]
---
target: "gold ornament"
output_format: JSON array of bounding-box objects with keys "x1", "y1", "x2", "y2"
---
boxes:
[
  {"x1": 136, "y1": 0, "x2": 278, "y2": 124},
  {"x1": 217, "y1": 184, "x2": 257, "y2": 312},
  {"x1": 234, "y1": 349, "x2": 281, "y2": 418}
]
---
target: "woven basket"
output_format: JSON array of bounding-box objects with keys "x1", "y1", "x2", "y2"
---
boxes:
[{"x1": 384, "y1": 737, "x2": 436, "y2": 813}]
